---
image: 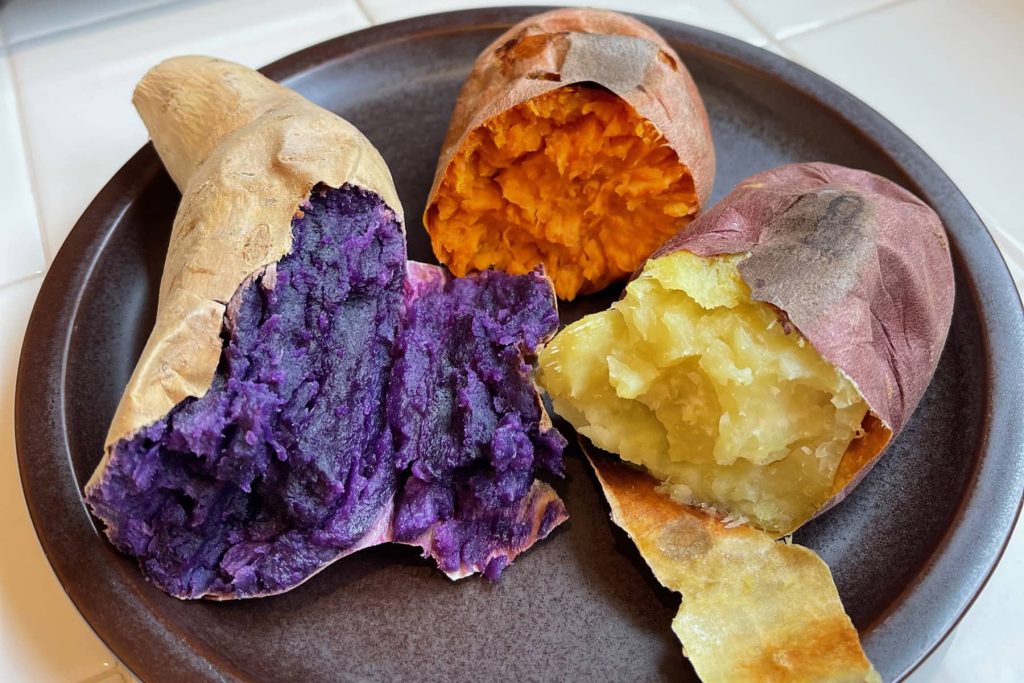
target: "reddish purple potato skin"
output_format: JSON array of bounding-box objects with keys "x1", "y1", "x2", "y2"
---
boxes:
[{"x1": 651, "y1": 162, "x2": 954, "y2": 520}]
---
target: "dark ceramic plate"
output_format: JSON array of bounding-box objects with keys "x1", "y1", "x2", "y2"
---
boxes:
[{"x1": 15, "y1": 7, "x2": 1024, "y2": 683}]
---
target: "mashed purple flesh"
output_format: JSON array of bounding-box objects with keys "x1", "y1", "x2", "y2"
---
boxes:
[
  {"x1": 85, "y1": 184, "x2": 566, "y2": 599},
  {"x1": 390, "y1": 266, "x2": 566, "y2": 579}
]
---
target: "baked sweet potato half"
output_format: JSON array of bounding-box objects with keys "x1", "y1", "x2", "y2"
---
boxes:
[
  {"x1": 541, "y1": 162, "x2": 954, "y2": 536},
  {"x1": 423, "y1": 8, "x2": 715, "y2": 300},
  {"x1": 541, "y1": 163, "x2": 952, "y2": 680},
  {"x1": 84, "y1": 57, "x2": 567, "y2": 599}
]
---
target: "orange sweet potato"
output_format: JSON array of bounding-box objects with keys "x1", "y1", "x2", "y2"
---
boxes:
[{"x1": 424, "y1": 8, "x2": 715, "y2": 300}]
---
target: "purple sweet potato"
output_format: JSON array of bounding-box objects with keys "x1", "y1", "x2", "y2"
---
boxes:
[{"x1": 84, "y1": 57, "x2": 565, "y2": 599}]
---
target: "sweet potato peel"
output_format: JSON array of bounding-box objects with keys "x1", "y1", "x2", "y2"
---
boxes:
[
  {"x1": 424, "y1": 8, "x2": 714, "y2": 299},
  {"x1": 588, "y1": 450, "x2": 880, "y2": 683}
]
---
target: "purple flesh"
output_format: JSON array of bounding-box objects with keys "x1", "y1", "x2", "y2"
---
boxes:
[
  {"x1": 390, "y1": 267, "x2": 566, "y2": 578},
  {"x1": 85, "y1": 184, "x2": 566, "y2": 599}
]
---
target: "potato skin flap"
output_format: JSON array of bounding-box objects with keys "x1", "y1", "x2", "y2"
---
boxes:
[{"x1": 589, "y1": 453, "x2": 880, "y2": 683}]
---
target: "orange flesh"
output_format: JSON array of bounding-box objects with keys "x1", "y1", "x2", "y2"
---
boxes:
[{"x1": 427, "y1": 85, "x2": 699, "y2": 300}]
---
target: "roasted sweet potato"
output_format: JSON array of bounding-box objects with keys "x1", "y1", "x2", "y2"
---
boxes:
[
  {"x1": 541, "y1": 163, "x2": 952, "y2": 679},
  {"x1": 540, "y1": 162, "x2": 955, "y2": 535},
  {"x1": 85, "y1": 57, "x2": 567, "y2": 599},
  {"x1": 423, "y1": 8, "x2": 714, "y2": 300}
]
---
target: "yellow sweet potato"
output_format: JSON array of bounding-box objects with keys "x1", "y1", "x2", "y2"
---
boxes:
[
  {"x1": 540, "y1": 162, "x2": 955, "y2": 535},
  {"x1": 541, "y1": 163, "x2": 953, "y2": 680}
]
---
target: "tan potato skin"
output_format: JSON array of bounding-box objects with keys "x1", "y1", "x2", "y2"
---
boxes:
[
  {"x1": 423, "y1": 8, "x2": 715, "y2": 274},
  {"x1": 88, "y1": 56, "x2": 404, "y2": 488},
  {"x1": 589, "y1": 452, "x2": 880, "y2": 683}
]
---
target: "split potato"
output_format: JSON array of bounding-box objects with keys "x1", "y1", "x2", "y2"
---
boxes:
[
  {"x1": 540, "y1": 162, "x2": 954, "y2": 535},
  {"x1": 424, "y1": 8, "x2": 715, "y2": 300}
]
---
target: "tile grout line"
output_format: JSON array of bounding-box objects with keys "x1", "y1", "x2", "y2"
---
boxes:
[
  {"x1": 0, "y1": 272, "x2": 44, "y2": 293},
  {"x1": 723, "y1": 0, "x2": 797, "y2": 60},
  {"x1": 4, "y1": 0, "x2": 376, "y2": 271},
  {"x1": 774, "y1": 0, "x2": 918, "y2": 43},
  {"x1": 4, "y1": 41, "x2": 53, "y2": 266},
  {"x1": 2, "y1": 0, "x2": 195, "y2": 50},
  {"x1": 352, "y1": 0, "x2": 376, "y2": 25},
  {"x1": 726, "y1": 0, "x2": 921, "y2": 56}
]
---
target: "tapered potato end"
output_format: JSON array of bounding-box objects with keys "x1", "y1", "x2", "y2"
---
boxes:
[{"x1": 133, "y1": 56, "x2": 288, "y2": 191}]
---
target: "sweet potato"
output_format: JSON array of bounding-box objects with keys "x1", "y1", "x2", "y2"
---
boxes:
[
  {"x1": 423, "y1": 8, "x2": 714, "y2": 300},
  {"x1": 85, "y1": 57, "x2": 567, "y2": 599},
  {"x1": 540, "y1": 162, "x2": 954, "y2": 535},
  {"x1": 541, "y1": 163, "x2": 951, "y2": 678}
]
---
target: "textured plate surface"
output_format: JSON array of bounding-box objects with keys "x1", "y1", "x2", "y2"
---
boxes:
[{"x1": 15, "y1": 7, "x2": 1024, "y2": 682}]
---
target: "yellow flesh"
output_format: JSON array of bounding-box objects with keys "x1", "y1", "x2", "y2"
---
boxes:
[
  {"x1": 538, "y1": 251, "x2": 869, "y2": 534},
  {"x1": 427, "y1": 85, "x2": 698, "y2": 300}
]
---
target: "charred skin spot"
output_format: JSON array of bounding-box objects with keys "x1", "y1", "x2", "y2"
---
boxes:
[
  {"x1": 496, "y1": 32, "x2": 567, "y2": 79},
  {"x1": 741, "y1": 190, "x2": 872, "y2": 319},
  {"x1": 657, "y1": 50, "x2": 680, "y2": 71}
]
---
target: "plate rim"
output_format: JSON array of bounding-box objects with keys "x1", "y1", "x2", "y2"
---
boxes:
[{"x1": 14, "y1": 7, "x2": 1024, "y2": 682}]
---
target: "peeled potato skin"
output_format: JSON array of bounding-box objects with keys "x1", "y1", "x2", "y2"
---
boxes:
[
  {"x1": 427, "y1": 85, "x2": 698, "y2": 299},
  {"x1": 589, "y1": 454, "x2": 880, "y2": 683},
  {"x1": 424, "y1": 8, "x2": 715, "y2": 300}
]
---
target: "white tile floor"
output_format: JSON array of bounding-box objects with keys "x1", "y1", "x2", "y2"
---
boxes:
[
  {"x1": 780, "y1": 0, "x2": 1024, "y2": 294},
  {"x1": 0, "y1": 1, "x2": 1021, "y2": 681},
  {"x1": 0, "y1": 0, "x2": 180, "y2": 46},
  {"x1": 9, "y1": 0, "x2": 369, "y2": 258},
  {"x1": 361, "y1": 0, "x2": 767, "y2": 44},
  {"x1": 0, "y1": 52, "x2": 45, "y2": 283},
  {"x1": 732, "y1": 0, "x2": 903, "y2": 40}
]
